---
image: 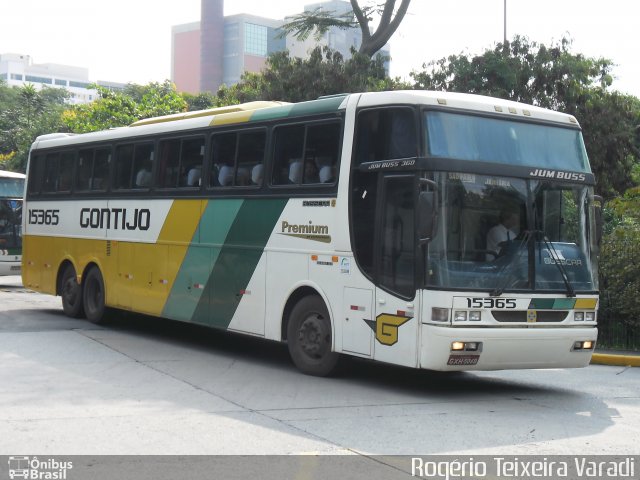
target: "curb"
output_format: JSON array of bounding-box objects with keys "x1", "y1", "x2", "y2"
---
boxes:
[{"x1": 591, "y1": 353, "x2": 640, "y2": 367}]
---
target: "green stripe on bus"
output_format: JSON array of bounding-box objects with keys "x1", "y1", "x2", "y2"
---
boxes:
[
  {"x1": 191, "y1": 198, "x2": 288, "y2": 328},
  {"x1": 528, "y1": 298, "x2": 577, "y2": 310},
  {"x1": 162, "y1": 199, "x2": 243, "y2": 321},
  {"x1": 249, "y1": 96, "x2": 345, "y2": 123}
]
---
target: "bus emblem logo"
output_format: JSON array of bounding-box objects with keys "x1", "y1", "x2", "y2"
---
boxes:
[
  {"x1": 364, "y1": 313, "x2": 412, "y2": 346},
  {"x1": 527, "y1": 310, "x2": 537, "y2": 323}
]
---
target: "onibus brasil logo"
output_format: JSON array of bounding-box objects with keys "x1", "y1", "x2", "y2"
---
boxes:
[{"x1": 8, "y1": 456, "x2": 72, "y2": 479}]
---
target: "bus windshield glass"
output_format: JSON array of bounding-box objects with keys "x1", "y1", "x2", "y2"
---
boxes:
[
  {"x1": 425, "y1": 172, "x2": 598, "y2": 293},
  {"x1": 0, "y1": 177, "x2": 25, "y2": 197},
  {"x1": 425, "y1": 111, "x2": 591, "y2": 173}
]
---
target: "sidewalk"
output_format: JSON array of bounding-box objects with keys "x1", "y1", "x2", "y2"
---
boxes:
[{"x1": 592, "y1": 350, "x2": 640, "y2": 367}]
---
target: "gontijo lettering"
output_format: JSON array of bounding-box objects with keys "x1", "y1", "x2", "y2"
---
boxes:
[{"x1": 80, "y1": 207, "x2": 151, "y2": 231}]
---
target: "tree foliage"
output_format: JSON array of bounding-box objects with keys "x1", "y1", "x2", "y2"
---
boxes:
[
  {"x1": 216, "y1": 46, "x2": 407, "y2": 104},
  {"x1": 411, "y1": 36, "x2": 640, "y2": 199},
  {"x1": 63, "y1": 80, "x2": 187, "y2": 134},
  {"x1": 281, "y1": 0, "x2": 411, "y2": 58},
  {"x1": 0, "y1": 84, "x2": 68, "y2": 172}
]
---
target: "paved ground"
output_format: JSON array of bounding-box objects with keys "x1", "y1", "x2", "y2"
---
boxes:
[{"x1": 1, "y1": 275, "x2": 639, "y2": 458}]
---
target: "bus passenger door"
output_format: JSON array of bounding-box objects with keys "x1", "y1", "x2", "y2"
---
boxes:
[{"x1": 373, "y1": 175, "x2": 419, "y2": 368}]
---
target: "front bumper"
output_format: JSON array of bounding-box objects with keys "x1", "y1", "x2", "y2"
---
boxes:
[{"x1": 421, "y1": 325, "x2": 598, "y2": 371}]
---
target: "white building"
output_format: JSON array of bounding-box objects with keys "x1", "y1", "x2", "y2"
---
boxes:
[
  {"x1": 286, "y1": 1, "x2": 389, "y2": 67},
  {"x1": 0, "y1": 53, "x2": 124, "y2": 104}
]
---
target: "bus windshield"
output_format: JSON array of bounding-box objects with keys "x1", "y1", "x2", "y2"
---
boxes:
[
  {"x1": 0, "y1": 173, "x2": 24, "y2": 272},
  {"x1": 0, "y1": 177, "x2": 26, "y2": 197},
  {"x1": 425, "y1": 111, "x2": 591, "y2": 173},
  {"x1": 425, "y1": 172, "x2": 598, "y2": 294}
]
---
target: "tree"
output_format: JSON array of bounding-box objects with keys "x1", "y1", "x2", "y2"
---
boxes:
[
  {"x1": 182, "y1": 91, "x2": 217, "y2": 111},
  {"x1": 216, "y1": 46, "x2": 408, "y2": 104},
  {"x1": 411, "y1": 36, "x2": 640, "y2": 199},
  {"x1": 63, "y1": 81, "x2": 187, "y2": 134},
  {"x1": 281, "y1": 0, "x2": 411, "y2": 58},
  {"x1": 0, "y1": 84, "x2": 68, "y2": 172}
]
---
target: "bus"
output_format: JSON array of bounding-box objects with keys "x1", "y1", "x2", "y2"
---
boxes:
[
  {"x1": 22, "y1": 91, "x2": 600, "y2": 375},
  {"x1": 0, "y1": 170, "x2": 25, "y2": 276}
]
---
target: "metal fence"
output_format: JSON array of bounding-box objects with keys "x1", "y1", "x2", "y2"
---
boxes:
[{"x1": 597, "y1": 239, "x2": 640, "y2": 351}]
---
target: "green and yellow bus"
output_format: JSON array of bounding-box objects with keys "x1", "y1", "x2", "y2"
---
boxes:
[{"x1": 23, "y1": 91, "x2": 599, "y2": 375}]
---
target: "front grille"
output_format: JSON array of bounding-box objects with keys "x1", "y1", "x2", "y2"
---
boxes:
[{"x1": 492, "y1": 310, "x2": 568, "y2": 323}]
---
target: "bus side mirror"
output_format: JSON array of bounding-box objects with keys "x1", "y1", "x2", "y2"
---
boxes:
[{"x1": 418, "y1": 190, "x2": 437, "y2": 244}]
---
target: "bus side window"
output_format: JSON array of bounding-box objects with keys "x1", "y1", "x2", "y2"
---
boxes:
[
  {"x1": 305, "y1": 122, "x2": 340, "y2": 184},
  {"x1": 210, "y1": 132, "x2": 236, "y2": 188},
  {"x1": 115, "y1": 145, "x2": 134, "y2": 190},
  {"x1": 76, "y1": 149, "x2": 93, "y2": 191},
  {"x1": 272, "y1": 125, "x2": 304, "y2": 185},
  {"x1": 236, "y1": 131, "x2": 265, "y2": 186},
  {"x1": 158, "y1": 139, "x2": 181, "y2": 188},
  {"x1": 57, "y1": 152, "x2": 75, "y2": 192},
  {"x1": 133, "y1": 144, "x2": 154, "y2": 189},
  {"x1": 92, "y1": 148, "x2": 111, "y2": 191},
  {"x1": 42, "y1": 153, "x2": 60, "y2": 193},
  {"x1": 27, "y1": 154, "x2": 45, "y2": 195},
  {"x1": 355, "y1": 108, "x2": 417, "y2": 163},
  {"x1": 181, "y1": 137, "x2": 205, "y2": 187}
]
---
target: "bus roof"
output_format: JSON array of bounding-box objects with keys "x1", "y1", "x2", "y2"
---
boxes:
[
  {"x1": 0, "y1": 169, "x2": 26, "y2": 179},
  {"x1": 31, "y1": 90, "x2": 579, "y2": 151}
]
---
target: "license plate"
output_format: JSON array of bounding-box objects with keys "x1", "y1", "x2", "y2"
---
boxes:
[{"x1": 447, "y1": 354, "x2": 480, "y2": 366}]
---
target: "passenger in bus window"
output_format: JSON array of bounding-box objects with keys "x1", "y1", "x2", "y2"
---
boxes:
[
  {"x1": 187, "y1": 166, "x2": 201, "y2": 186},
  {"x1": 218, "y1": 164, "x2": 233, "y2": 186},
  {"x1": 236, "y1": 167, "x2": 251, "y2": 186},
  {"x1": 319, "y1": 165, "x2": 336, "y2": 183},
  {"x1": 288, "y1": 160, "x2": 303, "y2": 184},
  {"x1": 303, "y1": 160, "x2": 319, "y2": 184},
  {"x1": 135, "y1": 167, "x2": 152, "y2": 187},
  {"x1": 251, "y1": 164, "x2": 263, "y2": 186}
]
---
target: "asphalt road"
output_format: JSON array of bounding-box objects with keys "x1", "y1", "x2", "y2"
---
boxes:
[{"x1": 1, "y1": 275, "x2": 638, "y2": 458}]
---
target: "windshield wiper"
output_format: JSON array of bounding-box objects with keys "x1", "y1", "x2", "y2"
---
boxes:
[
  {"x1": 490, "y1": 231, "x2": 531, "y2": 297},
  {"x1": 539, "y1": 233, "x2": 576, "y2": 298}
]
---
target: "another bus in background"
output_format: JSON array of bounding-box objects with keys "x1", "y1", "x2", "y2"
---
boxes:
[{"x1": 0, "y1": 170, "x2": 25, "y2": 276}]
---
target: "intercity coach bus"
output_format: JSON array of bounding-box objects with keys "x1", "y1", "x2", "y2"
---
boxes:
[
  {"x1": 22, "y1": 91, "x2": 599, "y2": 375},
  {"x1": 0, "y1": 170, "x2": 25, "y2": 276}
]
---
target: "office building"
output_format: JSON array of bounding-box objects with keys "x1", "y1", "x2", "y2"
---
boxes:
[
  {"x1": 0, "y1": 53, "x2": 124, "y2": 104},
  {"x1": 171, "y1": 0, "x2": 384, "y2": 94}
]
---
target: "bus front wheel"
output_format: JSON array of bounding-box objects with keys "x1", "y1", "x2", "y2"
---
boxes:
[
  {"x1": 83, "y1": 267, "x2": 106, "y2": 324},
  {"x1": 60, "y1": 264, "x2": 84, "y2": 318},
  {"x1": 287, "y1": 295, "x2": 340, "y2": 376}
]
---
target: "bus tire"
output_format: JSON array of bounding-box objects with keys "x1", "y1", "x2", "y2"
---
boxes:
[
  {"x1": 83, "y1": 267, "x2": 106, "y2": 324},
  {"x1": 60, "y1": 264, "x2": 84, "y2": 318},
  {"x1": 287, "y1": 295, "x2": 340, "y2": 376}
]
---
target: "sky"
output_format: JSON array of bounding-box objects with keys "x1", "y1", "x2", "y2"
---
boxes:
[{"x1": 1, "y1": 0, "x2": 638, "y2": 97}]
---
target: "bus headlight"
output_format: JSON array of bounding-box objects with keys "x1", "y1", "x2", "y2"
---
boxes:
[
  {"x1": 574, "y1": 312, "x2": 584, "y2": 321},
  {"x1": 573, "y1": 340, "x2": 595, "y2": 351},
  {"x1": 585, "y1": 312, "x2": 596, "y2": 322},
  {"x1": 451, "y1": 341, "x2": 483, "y2": 352},
  {"x1": 431, "y1": 307, "x2": 449, "y2": 322},
  {"x1": 468, "y1": 311, "x2": 481, "y2": 321},
  {"x1": 454, "y1": 311, "x2": 467, "y2": 322}
]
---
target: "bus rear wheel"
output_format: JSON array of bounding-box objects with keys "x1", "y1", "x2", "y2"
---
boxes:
[
  {"x1": 287, "y1": 295, "x2": 340, "y2": 376},
  {"x1": 83, "y1": 267, "x2": 106, "y2": 324},
  {"x1": 60, "y1": 264, "x2": 84, "y2": 318}
]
